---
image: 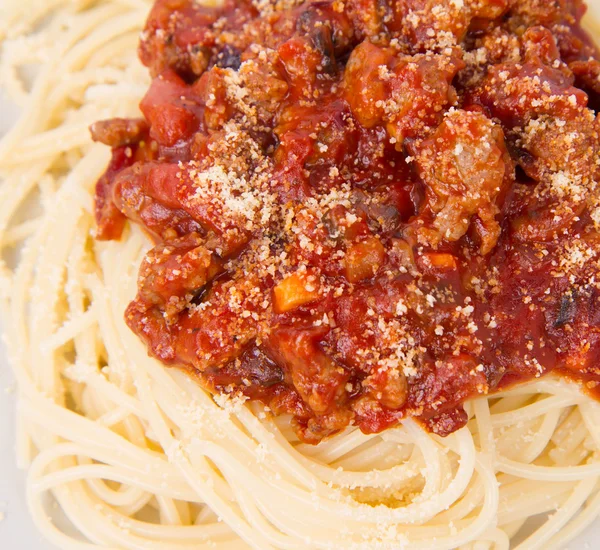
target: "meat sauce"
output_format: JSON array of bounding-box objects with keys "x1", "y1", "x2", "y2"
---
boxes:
[{"x1": 92, "y1": 0, "x2": 600, "y2": 443}]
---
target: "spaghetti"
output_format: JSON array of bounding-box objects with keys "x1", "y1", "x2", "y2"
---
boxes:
[{"x1": 1, "y1": 1, "x2": 600, "y2": 549}]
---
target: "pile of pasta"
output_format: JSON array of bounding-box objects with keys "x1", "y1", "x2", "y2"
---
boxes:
[{"x1": 1, "y1": 1, "x2": 600, "y2": 549}]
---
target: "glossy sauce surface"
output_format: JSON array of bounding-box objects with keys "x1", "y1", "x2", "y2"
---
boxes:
[{"x1": 93, "y1": 0, "x2": 600, "y2": 443}]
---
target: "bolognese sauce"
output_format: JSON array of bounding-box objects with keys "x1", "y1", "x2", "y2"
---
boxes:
[{"x1": 91, "y1": 0, "x2": 600, "y2": 443}]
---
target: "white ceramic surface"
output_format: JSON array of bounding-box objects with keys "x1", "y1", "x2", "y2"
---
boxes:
[{"x1": 1, "y1": 2, "x2": 600, "y2": 548}]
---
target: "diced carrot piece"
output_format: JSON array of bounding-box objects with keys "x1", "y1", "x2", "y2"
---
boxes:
[
  {"x1": 344, "y1": 237, "x2": 385, "y2": 283},
  {"x1": 273, "y1": 271, "x2": 320, "y2": 313},
  {"x1": 421, "y1": 252, "x2": 458, "y2": 271}
]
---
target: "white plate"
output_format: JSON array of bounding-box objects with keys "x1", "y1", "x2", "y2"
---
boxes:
[{"x1": 1, "y1": 3, "x2": 600, "y2": 548}]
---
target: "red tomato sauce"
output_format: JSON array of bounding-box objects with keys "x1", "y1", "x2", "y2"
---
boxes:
[{"x1": 92, "y1": 0, "x2": 600, "y2": 443}]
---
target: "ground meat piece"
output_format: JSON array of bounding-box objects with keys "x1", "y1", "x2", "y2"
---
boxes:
[
  {"x1": 190, "y1": 68, "x2": 233, "y2": 131},
  {"x1": 521, "y1": 25, "x2": 569, "y2": 69},
  {"x1": 275, "y1": 98, "x2": 359, "y2": 195},
  {"x1": 94, "y1": 147, "x2": 131, "y2": 241},
  {"x1": 344, "y1": 0, "x2": 388, "y2": 39},
  {"x1": 459, "y1": 27, "x2": 521, "y2": 89},
  {"x1": 389, "y1": 0, "x2": 509, "y2": 51},
  {"x1": 511, "y1": 112, "x2": 600, "y2": 241},
  {"x1": 507, "y1": 0, "x2": 586, "y2": 28},
  {"x1": 277, "y1": 34, "x2": 335, "y2": 99},
  {"x1": 267, "y1": 327, "x2": 353, "y2": 442},
  {"x1": 237, "y1": 56, "x2": 289, "y2": 125},
  {"x1": 382, "y1": 53, "x2": 463, "y2": 145},
  {"x1": 292, "y1": 1, "x2": 356, "y2": 56},
  {"x1": 268, "y1": 327, "x2": 349, "y2": 414},
  {"x1": 90, "y1": 118, "x2": 149, "y2": 147},
  {"x1": 127, "y1": 271, "x2": 266, "y2": 370},
  {"x1": 196, "y1": 55, "x2": 288, "y2": 128},
  {"x1": 139, "y1": 0, "x2": 257, "y2": 79},
  {"x1": 413, "y1": 109, "x2": 513, "y2": 253},
  {"x1": 470, "y1": 58, "x2": 586, "y2": 129},
  {"x1": 344, "y1": 41, "x2": 463, "y2": 147},
  {"x1": 410, "y1": 354, "x2": 487, "y2": 421},
  {"x1": 520, "y1": 115, "x2": 599, "y2": 189},
  {"x1": 477, "y1": 27, "x2": 521, "y2": 66},
  {"x1": 137, "y1": 232, "x2": 223, "y2": 320},
  {"x1": 570, "y1": 59, "x2": 600, "y2": 98},
  {"x1": 424, "y1": 407, "x2": 469, "y2": 437},
  {"x1": 362, "y1": 366, "x2": 408, "y2": 409},
  {"x1": 111, "y1": 162, "x2": 204, "y2": 240}
]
